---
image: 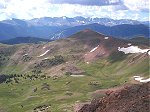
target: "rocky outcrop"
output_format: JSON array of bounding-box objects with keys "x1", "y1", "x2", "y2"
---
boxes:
[{"x1": 79, "y1": 82, "x2": 150, "y2": 112}]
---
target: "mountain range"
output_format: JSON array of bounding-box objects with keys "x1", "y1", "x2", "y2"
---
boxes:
[
  {"x1": 0, "y1": 17, "x2": 149, "y2": 41},
  {"x1": 2, "y1": 16, "x2": 147, "y2": 27}
]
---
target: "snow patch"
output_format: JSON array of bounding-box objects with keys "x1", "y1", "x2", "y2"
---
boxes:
[
  {"x1": 118, "y1": 46, "x2": 150, "y2": 55},
  {"x1": 104, "y1": 37, "x2": 109, "y2": 39},
  {"x1": 44, "y1": 57, "x2": 48, "y2": 60},
  {"x1": 133, "y1": 76, "x2": 150, "y2": 83},
  {"x1": 43, "y1": 46, "x2": 46, "y2": 49},
  {"x1": 52, "y1": 30, "x2": 65, "y2": 40},
  {"x1": 23, "y1": 54, "x2": 28, "y2": 56},
  {"x1": 86, "y1": 62, "x2": 89, "y2": 64},
  {"x1": 128, "y1": 43, "x2": 132, "y2": 46},
  {"x1": 71, "y1": 75, "x2": 85, "y2": 77},
  {"x1": 37, "y1": 50, "x2": 49, "y2": 57},
  {"x1": 90, "y1": 45, "x2": 99, "y2": 52},
  {"x1": 63, "y1": 16, "x2": 66, "y2": 19}
]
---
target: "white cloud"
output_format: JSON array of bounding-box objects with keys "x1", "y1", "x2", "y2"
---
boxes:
[
  {"x1": 0, "y1": 0, "x2": 149, "y2": 21},
  {"x1": 123, "y1": 0, "x2": 149, "y2": 11},
  {"x1": 0, "y1": 0, "x2": 50, "y2": 20}
]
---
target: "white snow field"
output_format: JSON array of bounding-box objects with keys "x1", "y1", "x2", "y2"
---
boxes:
[
  {"x1": 118, "y1": 46, "x2": 150, "y2": 55},
  {"x1": 133, "y1": 76, "x2": 150, "y2": 83}
]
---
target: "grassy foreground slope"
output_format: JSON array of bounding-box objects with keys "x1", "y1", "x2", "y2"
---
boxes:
[{"x1": 0, "y1": 30, "x2": 149, "y2": 112}]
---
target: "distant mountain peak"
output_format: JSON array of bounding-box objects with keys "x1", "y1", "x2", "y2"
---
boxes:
[
  {"x1": 69, "y1": 28, "x2": 105, "y2": 40},
  {"x1": 81, "y1": 29, "x2": 93, "y2": 32},
  {"x1": 79, "y1": 29, "x2": 104, "y2": 36}
]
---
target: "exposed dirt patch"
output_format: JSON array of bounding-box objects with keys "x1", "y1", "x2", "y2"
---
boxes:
[
  {"x1": 84, "y1": 45, "x2": 109, "y2": 62},
  {"x1": 65, "y1": 65, "x2": 85, "y2": 75},
  {"x1": 89, "y1": 84, "x2": 127, "y2": 98}
]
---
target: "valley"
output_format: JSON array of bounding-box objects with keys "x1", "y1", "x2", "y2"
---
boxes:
[{"x1": 0, "y1": 30, "x2": 149, "y2": 112}]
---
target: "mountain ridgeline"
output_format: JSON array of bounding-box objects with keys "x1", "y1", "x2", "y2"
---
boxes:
[
  {"x1": 51, "y1": 23, "x2": 149, "y2": 40},
  {"x1": 0, "y1": 17, "x2": 149, "y2": 41},
  {"x1": 0, "y1": 37, "x2": 50, "y2": 45}
]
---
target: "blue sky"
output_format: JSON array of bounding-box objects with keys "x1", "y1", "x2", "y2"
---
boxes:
[{"x1": 0, "y1": 0, "x2": 149, "y2": 21}]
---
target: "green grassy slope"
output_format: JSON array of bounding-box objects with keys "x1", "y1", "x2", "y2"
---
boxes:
[
  {"x1": 0, "y1": 56, "x2": 149, "y2": 112},
  {"x1": 0, "y1": 30, "x2": 149, "y2": 112}
]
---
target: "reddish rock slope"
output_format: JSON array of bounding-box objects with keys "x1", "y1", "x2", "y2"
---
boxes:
[{"x1": 79, "y1": 82, "x2": 150, "y2": 112}]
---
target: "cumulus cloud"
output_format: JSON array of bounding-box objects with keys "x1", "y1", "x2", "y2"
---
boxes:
[
  {"x1": 0, "y1": 0, "x2": 149, "y2": 21},
  {"x1": 0, "y1": 0, "x2": 51, "y2": 20},
  {"x1": 123, "y1": 0, "x2": 149, "y2": 12}
]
